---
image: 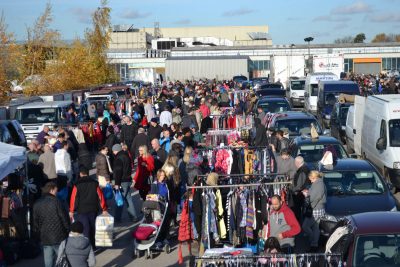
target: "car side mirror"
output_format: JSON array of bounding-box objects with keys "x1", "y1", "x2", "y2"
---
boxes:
[
  {"x1": 387, "y1": 182, "x2": 394, "y2": 191},
  {"x1": 349, "y1": 154, "x2": 358, "y2": 159},
  {"x1": 376, "y1": 137, "x2": 387, "y2": 150},
  {"x1": 353, "y1": 129, "x2": 356, "y2": 134},
  {"x1": 304, "y1": 92, "x2": 309, "y2": 98}
]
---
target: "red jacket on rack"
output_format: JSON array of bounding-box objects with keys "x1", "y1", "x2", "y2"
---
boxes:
[{"x1": 133, "y1": 155, "x2": 155, "y2": 193}]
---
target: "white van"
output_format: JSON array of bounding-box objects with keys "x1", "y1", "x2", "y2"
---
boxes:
[
  {"x1": 304, "y1": 72, "x2": 338, "y2": 114},
  {"x1": 16, "y1": 101, "x2": 73, "y2": 143},
  {"x1": 353, "y1": 95, "x2": 400, "y2": 190},
  {"x1": 345, "y1": 105, "x2": 355, "y2": 153},
  {"x1": 288, "y1": 77, "x2": 306, "y2": 107}
]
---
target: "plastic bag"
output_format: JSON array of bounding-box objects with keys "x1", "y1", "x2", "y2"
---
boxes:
[
  {"x1": 114, "y1": 190, "x2": 123, "y2": 207},
  {"x1": 103, "y1": 183, "x2": 114, "y2": 200}
]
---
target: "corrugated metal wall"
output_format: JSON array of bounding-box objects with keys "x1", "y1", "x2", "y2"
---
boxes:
[{"x1": 166, "y1": 58, "x2": 249, "y2": 81}]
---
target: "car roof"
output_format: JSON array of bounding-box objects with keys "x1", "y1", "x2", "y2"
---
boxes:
[
  {"x1": 258, "y1": 97, "x2": 288, "y2": 102},
  {"x1": 293, "y1": 136, "x2": 341, "y2": 145},
  {"x1": 320, "y1": 159, "x2": 374, "y2": 172},
  {"x1": 17, "y1": 101, "x2": 73, "y2": 109},
  {"x1": 349, "y1": 212, "x2": 400, "y2": 235},
  {"x1": 274, "y1": 111, "x2": 315, "y2": 120}
]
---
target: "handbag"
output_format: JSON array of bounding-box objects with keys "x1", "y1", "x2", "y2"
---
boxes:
[
  {"x1": 114, "y1": 190, "x2": 124, "y2": 207},
  {"x1": 103, "y1": 183, "x2": 114, "y2": 200},
  {"x1": 55, "y1": 238, "x2": 71, "y2": 267}
]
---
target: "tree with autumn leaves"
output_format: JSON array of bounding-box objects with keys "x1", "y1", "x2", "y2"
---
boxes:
[
  {"x1": 31, "y1": 0, "x2": 117, "y2": 95},
  {"x1": 0, "y1": 1, "x2": 117, "y2": 99}
]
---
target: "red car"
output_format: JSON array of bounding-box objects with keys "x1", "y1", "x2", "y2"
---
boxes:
[{"x1": 326, "y1": 212, "x2": 400, "y2": 267}]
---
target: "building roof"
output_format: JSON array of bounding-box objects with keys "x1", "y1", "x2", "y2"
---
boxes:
[
  {"x1": 171, "y1": 42, "x2": 400, "y2": 52},
  {"x1": 166, "y1": 55, "x2": 250, "y2": 61}
]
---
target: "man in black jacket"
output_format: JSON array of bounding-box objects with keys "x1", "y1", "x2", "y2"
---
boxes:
[
  {"x1": 130, "y1": 127, "x2": 150, "y2": 159},
  {"x1": 151, "y1": 138, "x2": 167, "y2": 173},
  {"x1": 293, "y1": 156, "x2": 310, "y2": 223},
  {"x1": 253, "y1": 118, "x2": 268, "y2": 147},
  {"x1": 112, "y1": 144, "x2": 138, "y2": 223},
  {"x1": 33, "y1": 181, "x2": 70, "y2": 267},
  {"x1": 70, "y1": 166, "x2": 107, "y2": 248},
  {"x1": 120, "y1": 116, "x2": 138, "y2": 150},
  {"x1": 147, "y1": 118, "x2": 163, "y2": 142}
]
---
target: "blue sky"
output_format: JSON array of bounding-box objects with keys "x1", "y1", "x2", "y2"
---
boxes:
[{"x1": 2, "y1": 0, "x2": 400, "y2": 44}]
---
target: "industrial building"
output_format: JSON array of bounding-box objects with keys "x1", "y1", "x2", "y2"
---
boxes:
[{"x1": 107, "y1": 24, "x2": 400, "y2": 84}]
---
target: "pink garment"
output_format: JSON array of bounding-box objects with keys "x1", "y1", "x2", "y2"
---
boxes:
[
  {"x1": 199, "y1": 104, "x2": 210, "y2": 118},
  {"x1": 215, "y1": 149, "x2": 230, "y2": 174}
]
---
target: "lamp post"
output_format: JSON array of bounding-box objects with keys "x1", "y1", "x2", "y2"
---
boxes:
[
  {"x1": 304, "y1": 37, "x2": 314, "y2": 74},
  {"x1": 290, "y1": 44, "x2": 295, "y2": 77}
]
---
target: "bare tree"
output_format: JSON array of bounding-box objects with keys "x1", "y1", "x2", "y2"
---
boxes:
[{"x1": 334, "y1": 36, "x2": 354, "y2": 44}]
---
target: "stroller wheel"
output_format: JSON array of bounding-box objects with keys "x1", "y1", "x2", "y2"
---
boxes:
[{"x1": 164, "y1": 244, "x2": 171, "y2": 254}]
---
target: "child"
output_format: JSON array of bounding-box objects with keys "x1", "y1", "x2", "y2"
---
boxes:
[{"x1": 57, "y1": 221, "x2": 95, "y2": 267}]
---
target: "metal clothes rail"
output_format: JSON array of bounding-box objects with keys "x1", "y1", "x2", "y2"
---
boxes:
[
  {"x1": 194, "y1": 252, "x2": 342, "y2": 260},
  {"x1": 186, "y1": 181, "x2": 292, "y2": 190}
]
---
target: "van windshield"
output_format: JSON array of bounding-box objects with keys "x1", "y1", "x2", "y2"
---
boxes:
[
  {"x1": 291, "y1": 80, "x2": 305, "y2": 90},
  {"x1": 389, "y1": 119, "x2": 400, "y2": 147},
  {"x1": 311, "y1": 84, "x2": 319, "y2": 96},
  {"x1": 354, "y1": 234, "x2": 400, "y2": 267},
  {"x1": 17, "y1": 108, "x2": 59, "y2": 124}
]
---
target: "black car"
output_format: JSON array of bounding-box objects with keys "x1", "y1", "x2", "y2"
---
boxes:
[
  {"x1": 252, "y1": 77, "x2": 269, "y2": 89},
  {"x1": 256, "y1": 97, "x2": 291, "y2": 114},
  {"x1": 256, "y1": 88, "x2": 286, "y2": 98},
  {"x1": 330, "y1": 102, "x2": 351, "y2": 144},
  {"x1": 319, "y1": 159, "x2": 397, "y2": 236},
  {"x1": 268, "y1": 111, "x2": 325, "y2": 139},
  {"x1": 289, "y1": 136, "x2": 348, "y2": 169},
  {"x1": 259, "y1": 83, "x2": 284, "y2": 90},
  {"x1": 0, "y1": 120, "x2": 27, "y2": 147}
]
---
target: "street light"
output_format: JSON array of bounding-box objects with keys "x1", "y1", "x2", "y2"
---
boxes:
[{"x1": 304, "y1": 37, "x2": 314, "y2": 74}]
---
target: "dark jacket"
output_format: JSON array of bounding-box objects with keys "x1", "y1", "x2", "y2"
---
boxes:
[
  {"x1": 78, "y1": 143, "x2": 92, "y2": 171},
  {"x1": 147, "y1": 124, "x2": 163, "y2": 142},
  {"x1": 104, "y1": 133, "x2": 118, "y2": 153},
  {"x1": 152, "y1": 148, "x2": 167, "y2": 173},
  {"x1": 95, "y1": 153, "x2": 110, "y2": 179},
  {"x1": 33, "y1": 194, "x2": 70, "y2": 245},
  {"x1": 200, "y1": 116, "x2": 212, "y2": 134},
  {"x1": 293, "y1": 164, "x2": 310, "y2": 193},
  {"x1": 70, "y1": 177, "x2": 107, "y2": 214},
  {"x1": 130, "y1": 133, "x2": 150, "y2": 159},
  {"x1": 181, "y1": 115, "x2": 197, "y2": 129},
  {"x1": 120, "y1": 123, "x2": 138, "y2": 146},
  {"x1": 113, "y1": 151, "x2": 132, "y2": 186},
  {"x1": 253, "y1": 118, "x2": 268, "y2": 147},
  {"x1": 172, "y1": 95, "x2": 182, "y2": 108},
  {"x1": 57, "y1": 235, "x2": 95, "y2": 267}
]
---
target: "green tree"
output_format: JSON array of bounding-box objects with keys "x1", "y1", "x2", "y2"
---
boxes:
[{"x1": 353, "y1": 33, "x2": 366, "y2": 43}]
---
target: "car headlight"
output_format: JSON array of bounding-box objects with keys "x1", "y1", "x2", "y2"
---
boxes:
[
  {"x1": 391, "y1": 206, "x2": 397, "y2": 212},
  {"x1": 325, "y1": 115, "x2": 331, "y2": 120},
  {"x1": 394, "y1": 162, "x2": 400, "y2": 169},
  {"x1": 322, "y1": 214, "x2": 338, "y2": 223},
  {"x1": 292, "y1": 92, "x2": 298, "y2": 98}
]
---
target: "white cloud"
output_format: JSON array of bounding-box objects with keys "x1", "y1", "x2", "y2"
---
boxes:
[
  {"x1": 367, "y1": 13, "x2": 400, "y2": 23},
  {"x1": 121, "y1": 10, "x2": 151, "y2": 19},
  {"x1": 222, "y1": 8, "x2": 254, "y2": 17},
  {"x1": 331, "y1": 1, "x2": 371, "y2": 15}
]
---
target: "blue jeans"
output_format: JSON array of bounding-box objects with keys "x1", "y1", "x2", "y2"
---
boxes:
[
  {"x1": 43, "y1": 245, "x2": 59, "y2": 267},
  {"x1": 115, "y1": 181, "x2": 138, "y2": 222}
]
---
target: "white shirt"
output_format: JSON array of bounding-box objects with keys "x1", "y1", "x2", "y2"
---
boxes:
[
  {"x1": 159, "y1": 111, "x2": 172, "y2": 127},
  {"x1": 144, "y1": 103, "x2": 156, "y2": 121},
  {"x1": 55, "y1": 149, "x2": 72, "y2": 180}
]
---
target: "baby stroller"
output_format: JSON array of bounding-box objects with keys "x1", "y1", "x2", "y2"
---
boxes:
[{"x1": 132, "y1": 194, "x2": 170, "y2": 259}]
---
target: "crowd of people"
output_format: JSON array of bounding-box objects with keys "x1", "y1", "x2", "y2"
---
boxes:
[{"x1": 21, "y1": 79, "x2": 331, "y2": 267}]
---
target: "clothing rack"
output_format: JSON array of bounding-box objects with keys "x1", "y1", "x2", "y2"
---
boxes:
[
  {"x1": 196, "y1": 146, "x2": 269, "y2": 151},
  {"x1": 194, "y1": 252, "x2": 342, "y2": 260},
  {"x1": 186, "y1": 181, "x2": 292, "y2": 190}
]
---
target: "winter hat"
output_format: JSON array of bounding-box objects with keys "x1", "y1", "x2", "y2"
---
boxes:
[
  {"x1": 150, "y1": 118, "x2": 158, "y2": 123},
  {"x1": 206, "y1": 172, "x2": 219, "y2": 186},
  {"x1": 112, "y1": 144, "x2": 122, "y2": 152},
  {"x1": 71, "y1": 221, "x2": 84, "y2": 234}
]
